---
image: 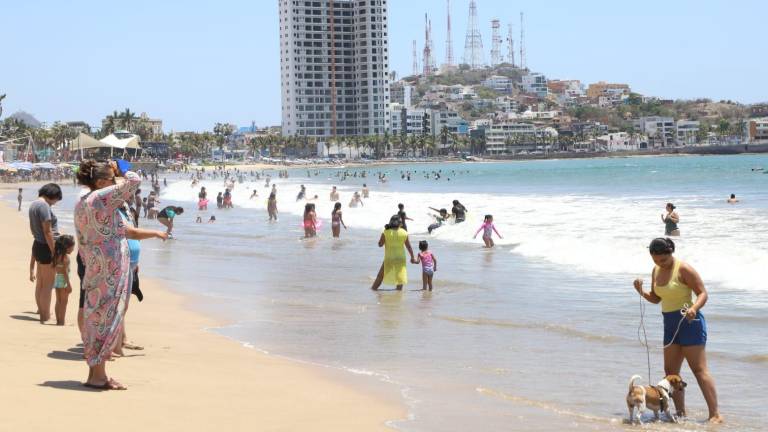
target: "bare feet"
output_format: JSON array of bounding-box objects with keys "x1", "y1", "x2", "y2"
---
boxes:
[
  {"x1": 123, "y1": 342, "x2": 144, "y2": 351},
  {"x1": 708, "y1": 414, "x2": 724, "y2": 424}
]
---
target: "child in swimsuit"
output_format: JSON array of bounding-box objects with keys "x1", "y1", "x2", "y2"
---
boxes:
[
  {"x1": 331, "y1": 202, "x2": 346, "y2": 238},
  {"x1": 52, "y1": 235, "x2": 75, "y2": 325},
  {"x1": 303, "y1": 203, "x2": 317, "y2": 238},
  {"x1": 474, "y1": 214, "x2": 503, "y2": 248},
  {"x1": 414, "y1": 240, "x2": 437, "y2": 291}
]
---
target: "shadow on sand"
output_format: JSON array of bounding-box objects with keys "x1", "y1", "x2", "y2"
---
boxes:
[
  {"x1": 38, "y1": 380, "x2": 103, "y2": 392},
  {"x1": 9, "y1": 314, "x2": 39, "y2": 322}
]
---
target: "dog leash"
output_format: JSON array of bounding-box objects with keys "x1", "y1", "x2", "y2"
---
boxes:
[
  {"x1": 638, "y1": 298, "x2": 699, "y2": 379},
  {"x1": 662, "y1": 304, "x2": 700, "y2": 350}
]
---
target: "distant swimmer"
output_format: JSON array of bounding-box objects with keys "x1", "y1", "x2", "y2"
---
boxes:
[
  {"x1": 267, "y1": 192, "x2": 278, "y2": 221},
  {"x1": 297, "y1": 184, "x2": 306, "y2": 201},
  {"x1": 250, "y1": 189, "x2": 259, "y2": 200},
  {"x1": 474, "y1": 214, "x2": 503, "y2": 248},
  {"x1": 349, "y1": 191, "x2": 364, "y2": 208},
  {"x1": 330, "y1": 186, "x2": 340, "y2": 201},
  {"x1": 414, "y1": 240, "x2": 437, "y2": 291},
  {"x1": 726, "y1": 194, "x2": 739, "y2": 204},
  {"x1": 223, "y1": 188, "x2": 233, "y2": 208},
  {"x1": 397, "y1": 203, "x2": 413, "y2": 232},
  {"x1": 303, "y1": 203, "x2": 317, "y2": 238},
  {"x1": 208, "y1": 215, "x2": 216, "y2": 223},
  {"x1": 198, "y1": 187, "x2": 208, "y2": 211},
  {"x1": 331, "y1": 202, "x2": 347, "y2": 238},
  {"x1": 362, "y1": 183, "x2": 369, "y2": 198},
  {"x1": 451, "y1": 200, "x2": 467, "y2": 224},
  {"x1": 662, "y1": 203, "x2": 680, "y2": 236}
]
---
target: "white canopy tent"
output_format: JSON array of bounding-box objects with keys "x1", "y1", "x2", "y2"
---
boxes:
[{"x1": 69, "y1": 132, "x2": 141, "y2": 158}]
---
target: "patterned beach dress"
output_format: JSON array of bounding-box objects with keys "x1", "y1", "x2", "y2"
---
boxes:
[{"x1": 74, "y1": 171, "x2": 141, "y2": 367}]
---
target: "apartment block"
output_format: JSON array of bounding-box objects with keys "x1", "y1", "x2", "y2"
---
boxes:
[
  {"x1": 747, "y1": 117, "x2": 768, "y2": 142},
  {"x1": 521, "y1": 73, "x2": 548, "y2": 98},
  {"x1": 634, "y1": 116, "x2": 675, "y2": 147},
  {"x1": 279, "y1": 0, "x2": 390, "y2": 139},
  {"x1": 675, "y1": 120, "x2": 700, "y2": 145}
]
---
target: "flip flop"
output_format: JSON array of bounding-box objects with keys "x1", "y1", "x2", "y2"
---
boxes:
[
  {"x1": 83, "y1": 379, "x2": 127, "y2": 391},
  {"x1": 123, "y1": 343, "x2": 144, "y2": 351}
]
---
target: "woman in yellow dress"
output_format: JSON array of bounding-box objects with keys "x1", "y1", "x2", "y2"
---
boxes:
[{"x1": 371, "y1": 215, "x2": 416, "y2": 291}]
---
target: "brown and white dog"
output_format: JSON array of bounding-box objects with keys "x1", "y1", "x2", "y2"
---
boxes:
[{"x1": 626, "y1": 374, "x2": 687, "y2": 424}]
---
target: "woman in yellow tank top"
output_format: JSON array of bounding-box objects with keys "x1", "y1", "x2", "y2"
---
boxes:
[
  {"x1": 370, "y1": 215, "x2": 415, "y2": 291},
  {"x1": 633, "y1": 238, "x2": 723, "y2": 423}
]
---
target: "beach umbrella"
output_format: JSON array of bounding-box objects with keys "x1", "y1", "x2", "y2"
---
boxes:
[
  {"x1": 33, "y1": 162, "x2": 57, "y2": 170},
  {"x1": 11, "y1": 161, "x2": 33, "y2": 171}
]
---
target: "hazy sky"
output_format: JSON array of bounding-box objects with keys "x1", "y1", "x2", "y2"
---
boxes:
[{"x1": 2, "y1": 0, "x2": 766, "y2": 131}]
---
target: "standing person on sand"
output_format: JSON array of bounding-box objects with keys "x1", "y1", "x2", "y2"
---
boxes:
[
  {"x1": 331, "y1": 202, "x2": 347, "y2": 238},
  {"x1": 28, "y1": 183, "x2": 62, "y2": 323},
  {"x1": 75, "y1": 160, "x2": 140, "y2": 390},
  {"x1": 633, "y1": 238, "x2": 723, "y2": 424},
  {"x1": 17, "y1": 188, "x2": 23, "y2": 211},
  {"x1": 662, "y1": 203, "x2": 680, "y2": 236},
  {"x1": 51, "y1": 235, "x2": 75, "y2": 326},
  {"x1": 371, "y1": 215, "x2": 416, "y2": 291}
]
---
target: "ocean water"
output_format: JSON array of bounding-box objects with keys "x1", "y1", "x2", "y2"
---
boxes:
[{"x1": 18, "y1": 154, "x2": 768, "y2": 431}]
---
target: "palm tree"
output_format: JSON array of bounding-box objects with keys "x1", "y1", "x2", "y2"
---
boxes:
[
  {"x1": 120, "y1": 108, "x2": 137, "y2": 132},
  {"x1": 439, "y1": 126, "x2": 452, "y2": 154}
]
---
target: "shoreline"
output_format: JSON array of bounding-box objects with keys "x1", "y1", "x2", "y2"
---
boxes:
[{"x1": 0, "y1": 198, "x2": 405, "y2": 431}]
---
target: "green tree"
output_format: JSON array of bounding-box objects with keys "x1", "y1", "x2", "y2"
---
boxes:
[{"x1": 120, "y1": 108, "x2": 137, "y2": 132}]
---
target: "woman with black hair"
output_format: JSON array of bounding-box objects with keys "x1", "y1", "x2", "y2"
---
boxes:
[
  {"x1": 157, "y1": 206, "x2": 184, "y2": 237},
  {"x1": 370, "y1": 215, "x2": 416, "y2": 291},
  {"x1": 28, "y1": 183, "x2": 62, "y2": 323},
  {"x1": 662, "y1": 203, "x2": 680, "y2": 236},
  {"x1": 633, "y1": 238, "x2": 722, "y2": 423}
]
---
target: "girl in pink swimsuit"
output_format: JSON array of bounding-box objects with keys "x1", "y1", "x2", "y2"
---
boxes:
[
  {"x1": 414, "y1": 240, "x2": 437, "y2": 291},
  {"x1": 474, "y1": 214, "x2": 503, "y2": 248}
]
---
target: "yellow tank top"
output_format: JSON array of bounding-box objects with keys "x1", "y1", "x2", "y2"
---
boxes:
[{"x1": 653, "y1": 259, "x2": 693, "y2": 313}]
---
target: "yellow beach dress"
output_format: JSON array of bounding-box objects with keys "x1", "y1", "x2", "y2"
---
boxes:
[{"x1": 383, "y1": 228, "x2": 408, "y2": 286}]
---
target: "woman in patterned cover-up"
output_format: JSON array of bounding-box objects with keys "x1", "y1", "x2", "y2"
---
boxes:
[{"x1": 75, "y1": 160, "x2": 140, "y2": 390}]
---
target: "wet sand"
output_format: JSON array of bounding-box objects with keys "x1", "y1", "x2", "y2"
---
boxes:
[{"x1": 0, "y1": 196, "x2": 403, "y2": 431}]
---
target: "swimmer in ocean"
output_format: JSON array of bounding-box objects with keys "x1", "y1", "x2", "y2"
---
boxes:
[{"x1": 726, "y1": 194, "x2": 739, "y2": 204}]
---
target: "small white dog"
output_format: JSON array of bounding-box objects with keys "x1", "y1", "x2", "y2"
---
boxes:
[{"x1": 626, "y1": 374, "x2": 687, "y2": 424}]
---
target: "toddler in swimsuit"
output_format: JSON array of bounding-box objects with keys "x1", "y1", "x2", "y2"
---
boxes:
[
  {"x1": 415, "y1": 240, "x2": 437, "y2": 291},
  {"x1": 474, "y1": 214, "x2": 503, "y2": 248}
]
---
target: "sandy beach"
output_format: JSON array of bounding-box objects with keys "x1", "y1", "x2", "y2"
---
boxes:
[{"x1": 0, "y1": 196, "x2": 403, "y2": 431}]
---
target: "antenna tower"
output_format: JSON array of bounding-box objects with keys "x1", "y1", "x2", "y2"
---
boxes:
[
  {"x1": 463, "y1": 0, "x2": 484, "y2": 69},
  {"x1": 519, "y1": 12, "x2": 526, "y2": 70},
  {"x1": 507, "y1": 22, "x2": 515, "y2": 67},
  {"x1": 412, "y1": 40, "x2": 419, "y2": 76},
  {"x1": 490, "y1": 19, "x2": 501, "y2": 66},
  {"x1": 444, "y1": 0, "x2": 454, "y2": 67},
  {"x1": 423, "y1": 14, "x2": 436, "y2": 76}
]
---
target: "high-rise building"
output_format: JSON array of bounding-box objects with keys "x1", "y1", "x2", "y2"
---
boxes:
[{"x1": 279, "y1": 0, "x2": 390, "y2": 139}]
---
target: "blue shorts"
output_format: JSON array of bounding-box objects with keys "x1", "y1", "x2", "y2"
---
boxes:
[{"x1": 663, "y1": 310, "x2": 707, "y2": 346}]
